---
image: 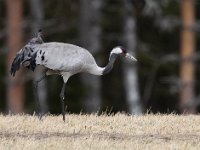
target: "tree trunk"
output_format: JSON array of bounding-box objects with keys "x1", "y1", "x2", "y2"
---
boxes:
[
  {"x1": 180, "y1": 0, "x2": 196, "y2": 113},
  {"x1": 6, "y1": 0, "x2": 24, "y2": 113},
  {"x1": 79, "y1": 0, "x2": 102, "y2": 112},
  {"x1": 29, "y1": 0, "x2": 48, "y2": 114},
  {"x1": 123, "y1": 0, "x2": 142, "y2": 115}
]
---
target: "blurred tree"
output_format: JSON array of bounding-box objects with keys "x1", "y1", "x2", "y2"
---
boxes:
[
  {"x1": 29, "y1": 0, "x2": 48, "y2": 114},
  {"x1": 123, "y1": 0, "x2": 142, "y2": 114},
  {"x1": 180, "y1": 0, "x2": 196, "y2": 113},
  {"x1": 79, "y1": 0, "x2": 102, "y2": 112},
  {"x1": 129, "y1": 0, "x2": 146, "y2": 13},
  {"x1": 6, "y1": 0, "x2": 25, "y2": 113},
  {"x1": 137, "y1": 0, "x2": 180, "y2": 113},
  {"x1": 101, "y1": 0, "x2": 126, "y2": 112}
]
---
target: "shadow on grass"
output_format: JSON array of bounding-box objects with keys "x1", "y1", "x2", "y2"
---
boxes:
[{"x1": 0, "y1": 132, "x2": 200, "y2": 142}]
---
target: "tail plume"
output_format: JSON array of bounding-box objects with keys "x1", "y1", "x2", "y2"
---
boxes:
[
  {"x1": 10, "y1": 29, "x2": 43, "y2": 76},
  {"x1": 10, "y1": 53, "x2": 23, "y2": 77}
]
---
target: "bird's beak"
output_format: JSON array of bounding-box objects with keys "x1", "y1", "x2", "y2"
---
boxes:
[{"x1": 125, "y1": 53, "x2": 137, "y2": 61}]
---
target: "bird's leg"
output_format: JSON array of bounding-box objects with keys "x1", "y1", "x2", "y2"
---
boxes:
[
  {"x1": 34, "y1": 74, "x2": 47, "y2": 120},
  {"x1": 60, "y1": 83, "x2": 66, "y2": 122}
]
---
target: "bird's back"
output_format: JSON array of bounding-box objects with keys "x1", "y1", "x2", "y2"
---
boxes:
[{"x1": 35, "y1": 42, "x2": 97, "y2": 74}]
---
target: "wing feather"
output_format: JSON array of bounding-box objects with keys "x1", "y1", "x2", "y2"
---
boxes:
[{"x1": 10, "y1": 30, "x2": 43, "y2": 76}]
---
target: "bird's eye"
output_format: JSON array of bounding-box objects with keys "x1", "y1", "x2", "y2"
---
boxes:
[{"x1": 121, "y1": 47, "x2": 127, "y2": 54}]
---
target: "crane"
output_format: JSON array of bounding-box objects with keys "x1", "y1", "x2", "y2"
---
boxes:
[{"x1": 10, "y1": 30, "x2": 137, "y2": 121}]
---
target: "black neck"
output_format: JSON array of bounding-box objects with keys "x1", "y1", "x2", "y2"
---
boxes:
[{"x1": 103, "y1": 54, "x2": 118, "y2": 75}]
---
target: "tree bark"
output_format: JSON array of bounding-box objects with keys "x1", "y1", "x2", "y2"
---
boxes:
[
  {"x1": 180, "y1": 0, "x2": 196, "y2": 113},
  {"x1": 6, "y1": 0, "x2": 24, "y2": 113},
  {"x1": 29, "y1": 0, "x2": 48, "y2": 114},
  {"x1": 80, "y1": 0, "x2": 102, "y2": 112},
  {"x1": 123, "y1": 0, "x2": 142, "y2": 115}
]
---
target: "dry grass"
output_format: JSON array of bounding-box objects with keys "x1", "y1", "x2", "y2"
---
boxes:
[{"x1": 0, "y1": 113, "x2": 200, "y2": 150}]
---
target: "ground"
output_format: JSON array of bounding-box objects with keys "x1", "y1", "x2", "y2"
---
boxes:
[{"x1": 0, "y1": 113, "x2": 200, "y2": 150}]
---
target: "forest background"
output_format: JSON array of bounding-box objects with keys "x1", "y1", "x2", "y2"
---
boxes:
[{"x1": 0, "y1": 0, "x2": 200, "y2": 115}]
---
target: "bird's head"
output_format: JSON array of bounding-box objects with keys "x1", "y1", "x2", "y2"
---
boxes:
[{"x1": 110, "y1": 46, "x2": 137, "y2": 61}]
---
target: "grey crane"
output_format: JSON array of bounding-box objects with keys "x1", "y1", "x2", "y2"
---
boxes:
[{"x1": 10, "y1": 30, "x2": 137, "y2": 121}]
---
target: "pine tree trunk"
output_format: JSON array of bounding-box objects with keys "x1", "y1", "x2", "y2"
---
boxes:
[
  {"x1": 80, "y1": 0, "x2": 102, "y2": 112},
  {"x1": 180, "y1": 0, "x2": 196, "y2": 113},
  {"x1": 29, "y1": 0, "x2": 48, "y2": 114},
  {"x1": 123, "y1": 0, "x2": 142, "y2": 115},
  {"x1": 6, "y1": 0, "x2": 25, "y2": 113}
]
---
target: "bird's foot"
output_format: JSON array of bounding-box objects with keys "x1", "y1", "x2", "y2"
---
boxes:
[
  {"x1": 38, "y1": 112, "x2": 44, "y2": 120},
  {"x1": 60, "y1": 97, "x2": 65, "y2": 122}
]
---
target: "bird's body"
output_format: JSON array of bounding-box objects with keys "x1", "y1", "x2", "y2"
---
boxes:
[
  {"x1": 34, "y1": 42, "x2": 104, "y2": 81},
  {"x1": 10, "y1": 30, "x2": 137, "y2": 121}
]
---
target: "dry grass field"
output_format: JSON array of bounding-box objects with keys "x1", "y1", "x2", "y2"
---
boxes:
[{"x1": 0, "y1": 113, "x2": 200, "y2": 150}]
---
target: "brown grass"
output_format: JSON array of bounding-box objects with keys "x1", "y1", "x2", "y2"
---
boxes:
[{"x1": 0, "y1": 113, "x2": 200, "y2": 150}]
